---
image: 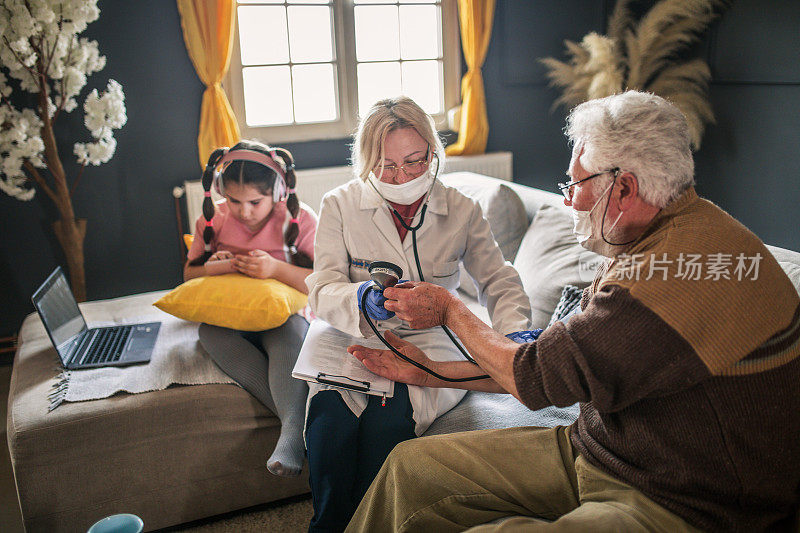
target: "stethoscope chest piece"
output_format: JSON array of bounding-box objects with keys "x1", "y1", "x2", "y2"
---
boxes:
[
  {"x1": 360, "y1": 258, "x2": 489, "y2": 383},
  {"x1": 368, "y1": 261, "x2": 403, "y2": 290}
]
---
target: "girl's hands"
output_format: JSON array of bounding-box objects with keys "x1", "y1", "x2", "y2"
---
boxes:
[
  {"x1": 209, "y1": 250, "x2": 234, "y2": 262},
  {"x1": 233, "y1": 249, "x2": 279, "y2": 279}
]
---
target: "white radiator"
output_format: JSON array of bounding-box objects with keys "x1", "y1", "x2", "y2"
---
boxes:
[{"x1": 180, "y1": 151, "x2": 512, "y2": 232}]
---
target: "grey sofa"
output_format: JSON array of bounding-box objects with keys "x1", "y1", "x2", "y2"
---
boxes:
[{"x1": 8, "y1": 172, "x2": 800, "y2": 531}]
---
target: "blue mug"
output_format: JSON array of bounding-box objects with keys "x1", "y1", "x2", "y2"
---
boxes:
[{"x1": 87, "y1": 513, "x2": 144, "y2": 533}]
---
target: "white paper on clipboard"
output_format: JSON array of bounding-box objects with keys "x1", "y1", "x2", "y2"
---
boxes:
[{"x1": 292, "y1": 319, "x2": 394, "y2": 398}]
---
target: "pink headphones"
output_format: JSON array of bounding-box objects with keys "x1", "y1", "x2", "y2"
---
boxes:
[{"x1": 213, "y1": 148, "x2": 288, "y2": 202}]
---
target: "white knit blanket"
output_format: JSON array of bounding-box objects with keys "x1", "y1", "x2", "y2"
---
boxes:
[{"x1": 15, "y1": 290, "x2": 237, "y2": 410}]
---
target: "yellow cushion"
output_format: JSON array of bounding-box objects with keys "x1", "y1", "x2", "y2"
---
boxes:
[
  {"x1": 154, "y1": 274, "x2": 308, "y2": 331},
  {"x1": 183, "y1": 233, "x2": 194, "y2": 251}
]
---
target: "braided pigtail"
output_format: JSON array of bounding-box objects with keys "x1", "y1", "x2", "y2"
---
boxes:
[
  {"x1": 272, "y1": 147, "x2": 313, "y2": 268},
  {"x1": 189, "y1": 148, "x2": 227, "y2": 266}
]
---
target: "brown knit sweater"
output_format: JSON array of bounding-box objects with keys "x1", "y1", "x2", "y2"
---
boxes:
[{"x1": 513, "y1": 188, "x2": 800, "y2": 531}]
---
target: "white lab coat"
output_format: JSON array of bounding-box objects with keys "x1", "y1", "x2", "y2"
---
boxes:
[{"x1": 305, "y1": 177, "x2": 532, "y2": 434}]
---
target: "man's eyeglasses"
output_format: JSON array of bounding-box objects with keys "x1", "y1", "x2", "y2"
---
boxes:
[
  {"x1": 375, "y1": 157, "x2": 430, "y2": 180},
  {"x1": 557, "y1": 168, "x2": 620, "y2": 202}
]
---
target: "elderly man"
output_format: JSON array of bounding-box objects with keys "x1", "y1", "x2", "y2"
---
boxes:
[{"x1": 345, "y1": 91, "x2": 800, "y2": 532}]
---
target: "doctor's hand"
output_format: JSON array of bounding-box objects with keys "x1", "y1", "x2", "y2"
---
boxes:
[
  {"x1": 348, "y1": 331, "x2": 433, "y2": 387},
  {"x1": 357, "y1": 281, "x2": 395, "y2": 321},
  {"x1": 383, "y1": 281, "x2": 456, "y2": 329}
]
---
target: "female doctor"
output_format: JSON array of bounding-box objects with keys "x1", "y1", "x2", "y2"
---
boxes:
[{"x1": 303, "y1": 96, "x2": 532, "y2": 532}]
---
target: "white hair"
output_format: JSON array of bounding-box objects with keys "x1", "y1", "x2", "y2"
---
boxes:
[{"x1": 565, "y1": 91, "x2": 695, "y2": 208}]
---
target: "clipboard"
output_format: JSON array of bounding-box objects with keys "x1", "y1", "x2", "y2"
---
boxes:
[
  {"x1": 315, "y1": 373, "x2": 371, "y2": 393},
  {"x1": 292, "y1": 319, "x2": 394, "y2": 398}
]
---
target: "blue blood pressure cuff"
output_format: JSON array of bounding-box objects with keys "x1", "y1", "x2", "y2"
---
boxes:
[{"x1": 506, "y1": 329, "x2": 544, "y2": 344}]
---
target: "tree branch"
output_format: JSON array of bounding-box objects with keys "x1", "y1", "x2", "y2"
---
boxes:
[
  {"x1": 46, "y1": 13, "x2": 65, "y2": 116},
  {"x1": 23, "y1": 160, "x2": 58, "y2": 205},
  {"x1": 70, "y1": 161, "x2": 87, "y2": 198},
  {"x1": 44, "y1": 14, "x2": 62, "y2": 76},
  {"x1": 54, "y1": 33, "x2": 74, "y2": 121},
  {"x1": 1, "y1": 36, "x2": 38, "y2": 82},
  {"x1": 34, "y1": 55, "x2": 69, "y2": 202},
  {"x1": 1, "y1": 95, "x2": 15, "y2": 112},
  {"x1": 0, "y1": 3, "x2": 13, "y2": 21}
]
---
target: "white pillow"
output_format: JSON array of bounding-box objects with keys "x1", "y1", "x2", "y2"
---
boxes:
[
  {"x1": 778, "y1": 262, "x2": 800, "y2": 296},
  {"x1": 443, "y1": 177, "x2": 527, "y2": 298},
  {"x1": 514, "y1": 204, "x2": 605, "y2": 329}
]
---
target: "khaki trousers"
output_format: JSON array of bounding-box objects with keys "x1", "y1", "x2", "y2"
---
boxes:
[{"x1": 345, "y1": 425, "x2": 703, "y2": 533}]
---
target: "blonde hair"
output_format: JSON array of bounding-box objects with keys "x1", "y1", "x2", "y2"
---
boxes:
[{"x1": 352, "y1": 96, "x2": 445, "y2": 181}]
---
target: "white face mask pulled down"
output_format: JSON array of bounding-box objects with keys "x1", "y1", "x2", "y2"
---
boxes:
[
  {"x1": 368, "y1": 167, "x2": 435, "y2": 205},
  {"x1": 572, "y1": 181, "x2": 624, "y2": 255}
]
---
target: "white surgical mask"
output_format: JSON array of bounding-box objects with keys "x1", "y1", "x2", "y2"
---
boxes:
[
  {"x1": 572, "y1": 182, "x2": 624, "y2": 253},
  {"x1": 368, "y1": 168, "x2": 434, "y2": 205}
]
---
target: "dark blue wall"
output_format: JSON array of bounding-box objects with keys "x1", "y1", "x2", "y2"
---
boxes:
[
  {"x1": 486, "y1": 0, "x2": 800, "y2": 252},
  {"x1": 1, "y1": 0, "x2": 798, "y2": 337}
]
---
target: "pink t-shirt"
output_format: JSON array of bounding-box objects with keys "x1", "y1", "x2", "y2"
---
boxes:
[{"x1": 188, "y1": 200, "x2": 317, "y2": 263}]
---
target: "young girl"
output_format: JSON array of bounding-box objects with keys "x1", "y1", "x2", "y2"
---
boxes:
[{"x1": 185, "y1": 140, "x2": 317, "y2": 477}]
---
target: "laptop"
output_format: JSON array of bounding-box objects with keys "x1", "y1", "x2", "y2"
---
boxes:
[{"x1": 32, "y1": 267, "x2": 161, "y2": 369}]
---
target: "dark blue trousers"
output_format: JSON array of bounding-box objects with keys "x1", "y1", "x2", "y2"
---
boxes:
[{"x1": 305, "y1": 383, "x2": 416, "y2": 533}]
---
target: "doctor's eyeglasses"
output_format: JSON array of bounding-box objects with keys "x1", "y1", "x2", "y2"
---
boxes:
[{"x1": 376, "y1": 157, "x2": 430, "y2": 180}]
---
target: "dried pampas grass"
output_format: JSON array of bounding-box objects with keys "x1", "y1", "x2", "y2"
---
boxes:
[{"x1": 540, "y1": 0, "x2": 732, "y2": 150}]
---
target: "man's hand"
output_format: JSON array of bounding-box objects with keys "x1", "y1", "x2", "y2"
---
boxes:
[
  {"x1": 348, "y1": 331, "x2": 433, "y2": 387},
  {"x1": 382, "y1": 281, "x2": 455, "y2": 329},
  {"x1": 234, "y1": 249, "x2": 279, "y2": 279}
]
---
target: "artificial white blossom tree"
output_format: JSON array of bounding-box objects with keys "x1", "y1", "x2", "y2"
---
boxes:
[{"x1": 0, "y1": 0, "x2": 126, "y2": 300}]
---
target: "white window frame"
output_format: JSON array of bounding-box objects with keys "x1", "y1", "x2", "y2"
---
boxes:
[{"x1": 224, "y1": 0, "x2": 462, "y2": 143}]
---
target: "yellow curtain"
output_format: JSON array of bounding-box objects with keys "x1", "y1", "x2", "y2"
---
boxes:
[
  {"x1": 445, "y1": 0, "x2": 496, "y2": 156},
  {"x1": 177, "y1": 0, "x2": 241, "y2": 167}
]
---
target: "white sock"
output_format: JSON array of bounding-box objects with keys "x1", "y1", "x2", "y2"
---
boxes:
[{"x1": 267, "y1": 418, "x2": 305, "y2": 476}]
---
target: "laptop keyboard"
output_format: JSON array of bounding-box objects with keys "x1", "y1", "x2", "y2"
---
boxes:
[{"x1": 79, "y1": 325, "x2": 134, "y2": 365}]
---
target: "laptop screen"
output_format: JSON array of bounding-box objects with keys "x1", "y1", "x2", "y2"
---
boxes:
[{"x1": 32, "y1": 268, "x2": 86, "y2": 357}]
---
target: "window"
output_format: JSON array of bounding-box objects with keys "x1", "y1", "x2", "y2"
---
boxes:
[{"x1": 225, "y1": 0, "x2": 461, "y2": 143}]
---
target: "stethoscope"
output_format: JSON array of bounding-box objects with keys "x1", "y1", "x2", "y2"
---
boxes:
[{"x1": 360, "y1": 154, "x2": 490, "y2": 382}]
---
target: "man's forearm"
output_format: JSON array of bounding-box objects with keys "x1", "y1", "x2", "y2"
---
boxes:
[
  {"x1": 443, "y1": 298, "x2": 522, "y2": 399},
  {"x1": 423, "y1": 360, "x2": 508, "y2": 393},
  {"x1": 382, "y1": 281, "x2": 526, "y2": 397}
]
